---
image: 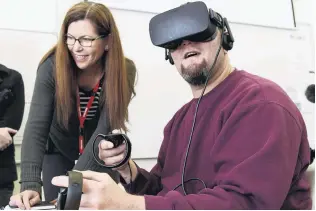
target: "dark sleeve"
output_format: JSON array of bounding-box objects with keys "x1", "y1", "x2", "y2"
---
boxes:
[
  {"x1": 121, "y1": 116, "x2": 175, "y2": 195},
  {"x1": 144, "y1": 102, "x2": 309, "y2": 209},
  {"x1": 0, "y1": 71, "x2": 25, "y2": 130},
  {"x1": 122, "y1": 162, "x2": 162, "y2": 195},
  {"x1": 73, "y1": 108, "x2": 120, "y2": 179},
  {"x1": 20, "y1": 58, "x2": 55, "y2": 194}
]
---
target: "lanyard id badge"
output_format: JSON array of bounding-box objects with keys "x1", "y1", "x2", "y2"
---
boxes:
[{"x1": 77, "y1": 81, "x2": 100, "y2": 156}]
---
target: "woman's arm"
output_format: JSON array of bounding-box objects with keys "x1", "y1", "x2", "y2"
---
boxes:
[{"x1": 20, "y1": 57, "x2": 55, "y2": 195}]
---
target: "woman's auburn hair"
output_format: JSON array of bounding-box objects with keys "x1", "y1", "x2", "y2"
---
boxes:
[{"x1": 39, "y1": 2, "x2": 136, "y2": 132}]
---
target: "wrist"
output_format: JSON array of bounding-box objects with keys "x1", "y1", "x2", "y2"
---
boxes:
[
  {"x1": 117, "y1": 160, "x2": 132, "y2": 183},
  {"x1": 117, "y1": 160, "x2": 137, "y2": 184},
  {"x1": 118, "y1": 169, "x2": 131, "y2": 184},
  {"x1": 20, "y1": 181, "x2": 42, "y2": 197},
  {"x1": 122, "y1": 194, "x2": 145, "y2": 210}
]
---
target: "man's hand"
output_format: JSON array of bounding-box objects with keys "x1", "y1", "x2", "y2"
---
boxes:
[
  {"x1": 52, "y1": 171, "x2": 145, "y2": 210},
  {"x1": 0, "y1": 127, "x2": 17, "y2": 150},
  {"x1": 98, "y1": 139, "x2": 129, "y2": 171},
  {"x1": 99, "y1": 140, "x2": 138, "y2": 183}
]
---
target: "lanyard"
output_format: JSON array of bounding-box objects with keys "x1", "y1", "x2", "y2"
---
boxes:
[{"x1": 77, "y1": 81, "x2": 100, "y2": 155}]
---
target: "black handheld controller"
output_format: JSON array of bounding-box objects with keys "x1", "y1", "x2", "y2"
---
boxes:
[
  {"x1": 56, "y1": 171, "x2": 83, "y2": 210},
  {"x1": 102, "y1": 133, "x2": 127, "y2": 148},
  {"x1": 92, "y1": 133, "x2": 132, "y2": 169}
]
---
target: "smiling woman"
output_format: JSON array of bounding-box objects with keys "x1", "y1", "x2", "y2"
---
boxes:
[
  {"x1": 66, "y1": 20, "x2": 107, "y2": 71},
  {"x1": 9, "y1": 1, "x2": 137, "y2": 209}
]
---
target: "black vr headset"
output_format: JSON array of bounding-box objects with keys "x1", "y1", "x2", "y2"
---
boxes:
[{"x1": 149, "y1": 1, "x2": 234, "y2": 65}]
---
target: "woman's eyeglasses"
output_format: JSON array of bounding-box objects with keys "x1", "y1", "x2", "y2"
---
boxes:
[{"x1": 65, "y1": 35, "x2": 106, "y2": 47}]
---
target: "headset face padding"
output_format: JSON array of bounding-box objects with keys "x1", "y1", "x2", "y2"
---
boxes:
[{"x1": 166, "y1": 31, "x2": 233, "y2": 65}]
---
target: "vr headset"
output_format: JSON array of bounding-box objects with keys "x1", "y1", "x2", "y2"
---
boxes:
[{"x1": 149, "y1": 1, "x2": 234, "y2": 64}]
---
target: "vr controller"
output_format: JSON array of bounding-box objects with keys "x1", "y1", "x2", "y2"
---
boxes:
[
  {"x1": 92, "y1": 133, "x2": 132, "y2": 169},
  {"x1": 56, "y1": 171, "x2": 83, "y2": 210}
]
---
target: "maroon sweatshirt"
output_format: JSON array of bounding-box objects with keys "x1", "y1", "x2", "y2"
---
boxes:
[{"x1": 125, "y1": 70, "x2": 312, "y2": 209}]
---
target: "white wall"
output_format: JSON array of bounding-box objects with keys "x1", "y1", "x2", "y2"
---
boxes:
[
  {"x1": 95, "y1": 0, "x2": 296, "y2": 29},
  {"x1": 292, "y1": 0, "x2": 315, "y2": 149},
  {"x1": 292, "y1": 0, "x2": 315, "y2": 206}
]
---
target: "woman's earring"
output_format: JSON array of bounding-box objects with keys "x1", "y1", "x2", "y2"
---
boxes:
[{"x1": 105, "y1": 46, "x2": 109, "y2": 51}]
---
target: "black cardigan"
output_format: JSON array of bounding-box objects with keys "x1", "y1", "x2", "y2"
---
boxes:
[{"x1": 0, "y1": 64, "x2": 25, "y2": 185}]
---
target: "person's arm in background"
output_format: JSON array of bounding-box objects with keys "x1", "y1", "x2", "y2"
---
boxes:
[
  {"x1": 0, "y1": 70, "x2": 25, "y2": 130},
  {"x1": 73, "y1": 108, "x2": 113, "y2": 172},
  {"x1": 19, "y1": 57, "x2": 55, "y2": 195}
]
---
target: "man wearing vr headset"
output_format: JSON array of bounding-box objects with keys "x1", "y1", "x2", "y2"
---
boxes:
[{"x1": 52, "y1": 1, "x2": 312, "y2": 209}]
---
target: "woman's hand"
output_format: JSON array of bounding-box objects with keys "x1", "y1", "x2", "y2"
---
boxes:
[{"x1": 9, "y1": 190, "x2": 41, "y2": 210}]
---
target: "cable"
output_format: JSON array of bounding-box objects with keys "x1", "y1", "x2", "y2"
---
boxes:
[
  {"x1": 179, "y1": 15, "x2": 225, "y2": 195},
  {"x1": 173, "y1": 178, "x2": 207, "y2": 192}
]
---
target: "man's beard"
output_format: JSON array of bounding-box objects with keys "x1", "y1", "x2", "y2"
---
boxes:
[{"x1": 180, "y1": 59, "x2": 210, "y2": 86}]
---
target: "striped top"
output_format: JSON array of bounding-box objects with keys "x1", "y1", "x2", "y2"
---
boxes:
[{"x1": 78, "y1": 76, "x2": 104, "y2": 121}]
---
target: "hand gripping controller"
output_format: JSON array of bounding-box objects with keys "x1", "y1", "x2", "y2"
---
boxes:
[{"x1": 92, "y1": 133, "x2": 132, "y2": 169}]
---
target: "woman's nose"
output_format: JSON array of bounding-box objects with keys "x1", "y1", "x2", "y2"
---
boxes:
[{"x1": 73, "y1": 40, "x2": 83, "y2": 52}]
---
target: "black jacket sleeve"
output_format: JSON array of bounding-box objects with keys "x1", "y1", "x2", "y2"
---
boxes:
[{"x1": 0, "y1": 71, "x2": 25, "y2": 130}]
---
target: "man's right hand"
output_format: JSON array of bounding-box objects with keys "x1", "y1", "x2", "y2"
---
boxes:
[
  {"x1": 0, "y1": 127, "x2": 17, "y2": 150},
  {"x1": 99, "y1": 140, "x2": 137, "y2": 183},
  {"x1": 9, "y1": 190, "x2": 41, "y2": 210}
]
